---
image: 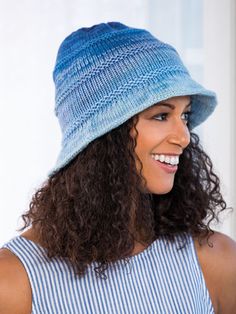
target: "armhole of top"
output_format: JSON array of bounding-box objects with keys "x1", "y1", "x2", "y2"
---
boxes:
[{"x1": 190, "y1": 236, "x2": 215, "y2": 313}]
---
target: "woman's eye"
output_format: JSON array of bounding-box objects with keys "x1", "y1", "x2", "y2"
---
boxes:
[
  {"x1": 182, "y1": 111, "x2": 192, "y2": 121},
  {"x1": 153, "y1": 111, "x2": 192, "y2": 122},
  {"x1": 153, "y1": 113, "x2": 168, "y2": 121}
]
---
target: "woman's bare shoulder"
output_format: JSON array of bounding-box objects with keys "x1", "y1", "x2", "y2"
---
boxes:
[
  {"x1": 195, "y1": 230, "x2": 236, "y2": 263},
  {"x1": 194, "y1": 231, "x2": 236, "y2": 314},
  {"x1": 0, "y1": 248, "x2": 32, "y2": 314}
]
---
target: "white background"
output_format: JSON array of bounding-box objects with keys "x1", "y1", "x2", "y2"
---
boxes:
[{"x1": 0, "y1": 0, "x2": 235, "y2": 245}]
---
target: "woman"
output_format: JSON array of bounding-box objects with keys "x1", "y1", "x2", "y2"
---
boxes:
[{"x1": 0, "y1": 21, "x2": 235, "y2": 314}]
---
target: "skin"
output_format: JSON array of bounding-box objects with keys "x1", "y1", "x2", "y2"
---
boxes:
[{"x1": 0, "y1": 96, "x2": 236, "y2": 313}]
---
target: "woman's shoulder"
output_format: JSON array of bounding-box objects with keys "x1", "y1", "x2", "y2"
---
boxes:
[
  {"x1": 0, "y1": 246, "x2": 32, "y2": 314},
  {"x1": 194, "y1": 230, "x2": 236, "y2": 314}
]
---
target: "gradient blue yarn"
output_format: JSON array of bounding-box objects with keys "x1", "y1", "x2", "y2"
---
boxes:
[{"x1": 48, "y1": 21, "x2": 217, "y2": 177}]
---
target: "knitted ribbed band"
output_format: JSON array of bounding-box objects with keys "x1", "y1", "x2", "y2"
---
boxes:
[{"x1": 48, "y1": 21, "x2": 217, "y2": 177}]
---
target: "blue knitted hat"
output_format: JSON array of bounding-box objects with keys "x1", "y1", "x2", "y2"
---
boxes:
[{"x1": 48, "y1": 21, "x2": 217, "y2": 177}]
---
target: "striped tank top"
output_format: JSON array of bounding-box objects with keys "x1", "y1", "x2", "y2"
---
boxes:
[{"x1": 3, "y1": 233, "x2": 214, "y2": 314}]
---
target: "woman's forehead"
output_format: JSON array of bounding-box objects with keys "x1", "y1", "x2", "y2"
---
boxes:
[
  {"x1": 140, "y1": 96, "x2": 191, "y2": 114},
  {"x1": 156, "y1": 95, "x2": 191, "y2": 107}
]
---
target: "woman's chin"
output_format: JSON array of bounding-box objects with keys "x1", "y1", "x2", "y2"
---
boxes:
[{"x1": 144, "y1": 183, "x2": 174, "y2": 195}]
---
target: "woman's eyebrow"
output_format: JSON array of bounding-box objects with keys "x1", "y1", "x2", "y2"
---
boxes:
[{"x1": 155, "y1": 102, "x2": 192, "y2": 110}]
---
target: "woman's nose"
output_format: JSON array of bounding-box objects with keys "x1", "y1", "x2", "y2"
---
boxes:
[{"x1": 167, "y1": 119, "x2": 190, "y2": 149}]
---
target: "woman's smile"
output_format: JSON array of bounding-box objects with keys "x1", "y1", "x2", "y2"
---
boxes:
[{"x1": 151, "y1": 155, "x2": 178, "y2": 174}]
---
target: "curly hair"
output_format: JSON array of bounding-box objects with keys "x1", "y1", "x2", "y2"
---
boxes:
[{"x1": 21, "y1": 114, "x2": 227, "y2": 279}]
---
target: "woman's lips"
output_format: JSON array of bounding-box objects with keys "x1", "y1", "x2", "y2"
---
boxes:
[{"x1": 152, "y1": 159, "x2": 178, "y2": 174}]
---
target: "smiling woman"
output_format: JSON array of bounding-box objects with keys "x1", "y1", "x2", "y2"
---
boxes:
[{"x1": 0, "y1": 21, "x2": 236, "y2": 314}]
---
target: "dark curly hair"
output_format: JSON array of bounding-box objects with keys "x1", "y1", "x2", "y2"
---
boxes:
[{"x1": 21, "y1": 114, "x2": 227, "y2": 279}]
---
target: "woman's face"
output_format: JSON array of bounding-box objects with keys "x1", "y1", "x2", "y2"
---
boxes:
[{"x1": 131, "y1": 96, "x2": 191, "y2": 194}]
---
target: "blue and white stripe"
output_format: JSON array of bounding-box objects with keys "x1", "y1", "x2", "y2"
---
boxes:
[{"x1": 3, "y1": 233, "x2": 214, "y2": 313}]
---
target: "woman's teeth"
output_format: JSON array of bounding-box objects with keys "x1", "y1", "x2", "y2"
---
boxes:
[{"x1": 151, "y1": 154, "x2": 179, "y2": 165}]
